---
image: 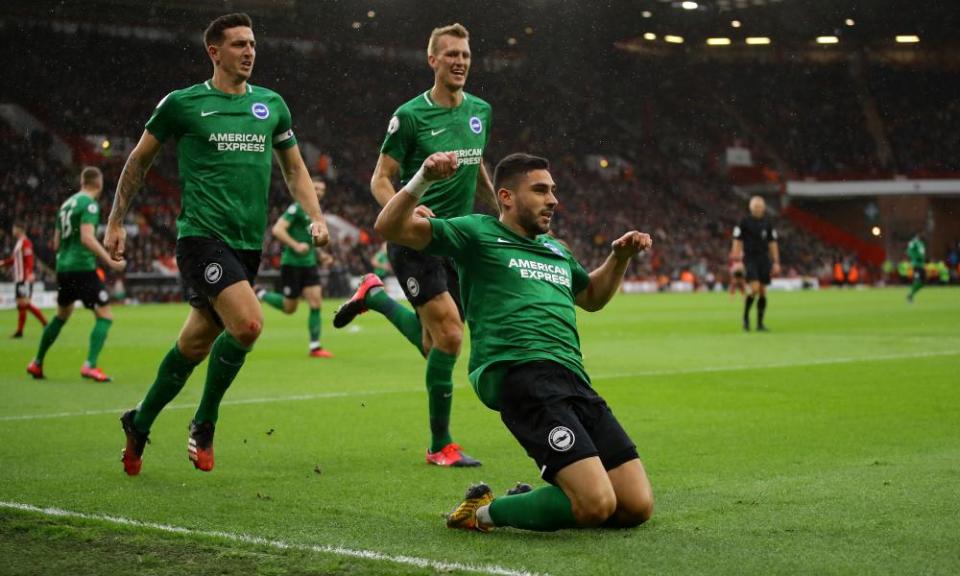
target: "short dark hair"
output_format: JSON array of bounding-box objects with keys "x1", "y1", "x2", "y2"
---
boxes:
[
  {"x1": 494, "y1": 153, "x2": 550, "y2": 190},
  {"x1": 204, "y1": 13, "x2": 253, "y2": 47},
  {"x1": 80, "y1": 166, "x2": 102, "y2": 187}
]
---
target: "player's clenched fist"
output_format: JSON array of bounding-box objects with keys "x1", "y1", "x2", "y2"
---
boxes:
[
  {"x1": 310, "y1": 220, "x2": 329, "y2": 247},
  {"x1": 611, "y1": 231, "x2": 653, "y2": 259},
  {"x1": 422, "y1": 152, "x2": 458, "y2": 181},
  {"x1": 104, "y1": 223, "x2": 127, "y2": 261}
]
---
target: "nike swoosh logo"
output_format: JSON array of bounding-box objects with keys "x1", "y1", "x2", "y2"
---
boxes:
[
  {"x1": 430, "y1": 128, "x2": 446, "y2": 136},
  {"x1": 201, "y1": 110, "x2": 219, "y2": 117},
  {"x1": 218, "y1": 356, "x2": 243, "y2": 367},
  {"x1": 496, "y1": 238, "x2": 511, "y2": 243}
]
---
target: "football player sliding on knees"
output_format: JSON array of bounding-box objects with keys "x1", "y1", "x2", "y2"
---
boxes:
[{"x1": 376, "y1": 151, "x2": 655, "y2": 533}]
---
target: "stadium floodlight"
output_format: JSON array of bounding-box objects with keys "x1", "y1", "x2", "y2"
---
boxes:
[
  {"x1": 845, "y1": 18, "x2": 855, "y2": 26},
  {"x1": 707, "y1": 38, "x2": 732, "y2": 46},
  {"x1": 896, "y1": 35, "x2": 920, "y2": 43},
  {"x1": 746, "y1": 37, "x2": 771, "y2": 45},
  {"x1": 644, "y1": 32, "x2": 657, "y2": 41},
  {"x1": 642, "y1": 10, "x2": 652, "y2": 18},
  {"x1": 681, "y1": 1, "x2": 698, "y2": 10},
  {"x1": 816, "y1": 36, "x2": 839, "y2": 44},
  {"x1": 665, "y1": 35, "x2": 685, "y2": 44},
  {"x1": 871, "y1": 226, "x2": 882, "y2": 237},
  {"x1": 731, "y1": 20, "x2": 742, "y2": 28}
]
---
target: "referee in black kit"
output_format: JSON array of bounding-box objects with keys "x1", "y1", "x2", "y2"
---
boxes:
[{"x1": 731, "y1": 196, "x2": 780, "y2": 332}]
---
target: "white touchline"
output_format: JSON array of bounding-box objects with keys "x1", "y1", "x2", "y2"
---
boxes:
[
  {"x1": 1, "y1": 350, "x2": 956, "y2": 423},
  {"x1": 0, "y1": 501, "x2": 545, "y2": 576}
]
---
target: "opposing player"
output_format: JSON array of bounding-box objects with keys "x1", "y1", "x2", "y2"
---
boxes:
[
  {"x1": 2, "y1": 222, "x2": 47, "y2": 337},
  {"x1": 334, "y1": 23, "x2": 496, "y2": 467},
  {"x1": 731, "y1": 196, "x2": 780, "y2": 331},
  {"x1": 906, "y1": 232, "x2": 926, "y2": 303},
  {"x1": 105, "y1": 13, "x2": 328, "y2": 475},
  {"x1": 257, "y1": 176, "x2": 334, "y2": 357},
  {"x1": 27, "y1": 167, "x2": 125, "y2": 381},
  {"x1": 376, "y1": 151, "x2": 654, "y2": 532}
]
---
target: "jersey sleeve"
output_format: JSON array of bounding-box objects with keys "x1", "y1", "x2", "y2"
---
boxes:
[
  {"x1": 732, "y1": 219, "x2": 744, "y2": 239},
  {"x1": 144, "y1": 91, "x2": 182, "y2": 143},
  {"x1": 80, "y1": 198, "x2": 100, "y2": 226},
  {"x1": 272, "y1": 96, "x2": 298, "y2": 151},
  {"x1": 281, "y1": 203, "x2": 301, "y2": 224},
  {"x1": 767, "y1": 221, "x2": 778, "y2": 242},
  {"x1": 380, "y1": 108, "x2": 416, "y2": 165},
  {"x1": 570, "y1": 255, "x2": 591, "y2": 295},
  {"x1": 426, "y1": 216, "x2": 477, "y2": 259}
]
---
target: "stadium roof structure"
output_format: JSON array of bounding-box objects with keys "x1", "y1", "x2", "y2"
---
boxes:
[{"x1": 0, "y1": 0, "x2": 952, "y2": 52}]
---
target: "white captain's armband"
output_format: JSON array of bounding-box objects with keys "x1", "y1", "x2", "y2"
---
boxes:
[{"x1": 274, "y1": 129, "x2": 295, "y2": 145}]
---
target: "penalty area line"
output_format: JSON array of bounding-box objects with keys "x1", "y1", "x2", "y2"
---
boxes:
[{"x1": 0, "y1": 501, "x2": 546, "y2": 576}]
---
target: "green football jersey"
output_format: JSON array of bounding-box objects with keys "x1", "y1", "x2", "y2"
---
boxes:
[
  {"x1": 279, "y1": 202, "x2": 316, "y2": 267},
  {"x1": 56, "y1": 191, "x2": 100, "y2": 273},
  {"x1": 380, "y1": 90, "x2": 491, "y2": 219},
  {"x1": 145, "y1": 81, "x2": 298, "y2": 250},
  {"x1": 907, "y1": 237, "x2": 926, "y2": 267},
  {"x1": 425, "y1": 214, "x2": 591, "y2": 411}
]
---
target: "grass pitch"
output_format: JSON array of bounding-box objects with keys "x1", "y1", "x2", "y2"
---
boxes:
[{"x1": 1, "y1": 287, "x2": 958, "y2": 575}]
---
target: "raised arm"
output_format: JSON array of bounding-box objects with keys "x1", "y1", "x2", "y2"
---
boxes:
[
  {"x1": 374, "y1": 152, "x2": 458, "y2": 250},
  {"x1": 275, "y1": 145, "x2": 329, "y2": 247},
  {"x1": 575, "y1": 231, "x2": 653, "y2": 312},
  {"x1": 105, "y1": 130, "x2": 163, "y2": 260}
]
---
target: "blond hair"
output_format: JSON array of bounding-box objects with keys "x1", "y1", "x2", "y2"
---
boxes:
[{"x1": 427, "y1": 23, "x2": 469, "y2": 56}]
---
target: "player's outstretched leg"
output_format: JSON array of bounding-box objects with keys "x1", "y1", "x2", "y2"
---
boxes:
[
  {"x1": 13, "y1": 304, "x2": 26, "y2": 338},
  {"x1": 189, "y1": 283, "x2": 262, "y2": 472},
  {"x1": 120, "y1": 409, "x2": 149, "y2": 476},
  {"x1": 256, "y1": 286, "x2": 286, "y2": 311},
  {"x1": 81, "y1": 314, "x2": 114, "y2": 382},
  {"x1": 334, "y1": 273, "x2": 423, "y2": 353},
  {"x1": 308, "y1": 307, "x2": 332, "y2": 357},
  {"x1": 423, "y1": 348, "x2": 479, "y2": 467},
  {"x1": 190, "y1": 332, "x2": 249, "y2": 471},
  {"x1": 28, "y1": 312, "x2": 69, "y2": 379},
  {"x1": 121, "y1": 343, "x2": 202, "y2": 474}
]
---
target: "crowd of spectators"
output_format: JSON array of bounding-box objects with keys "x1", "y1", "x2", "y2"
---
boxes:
[{"x1": 2, "y1": 22, "x2": 955, "y2": 300}]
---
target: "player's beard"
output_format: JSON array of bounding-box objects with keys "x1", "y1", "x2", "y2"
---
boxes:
[{"x1": 516, "y1": 203, "x2": 552, "y2": 237}]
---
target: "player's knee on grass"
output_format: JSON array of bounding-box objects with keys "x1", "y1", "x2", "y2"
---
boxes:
[
  {"x1": 613, "y1": 490, "x2": 654, "y2": 527},
  {"x1": 569, "y1": 487, "x2": 617, "y2": 527}
]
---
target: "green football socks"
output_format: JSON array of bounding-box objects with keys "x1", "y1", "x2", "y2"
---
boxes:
[
  {"x1": 425, "y1": 348, "x2": 456, "y2": 452},
  {"x1": 194, "y1": 332, "x2": 250, "y2": 424},
  {"x1": 86, "y1": 317, "x2": 112, "y2": 367},
  {"x1": 366, "y1": 288, "x2": 424, "y2": 355},
  {"x1": 261, "y1": 292, "x2": 285, "y2": 311},
  {"x1": 133, "y1": 343, "x2": 200, "y2": 433},
  {"x1": 34, "y1": 316, "x2": 66, "y2": 364},
  {"x1": 308, "y1": 307, "x2": 321, "y2": 347},
  {"x1": 488, "y1": 485, "x2": 579, "y2": 531}
]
